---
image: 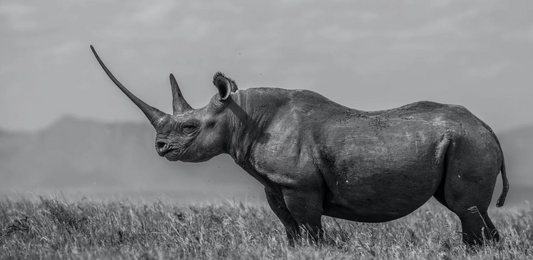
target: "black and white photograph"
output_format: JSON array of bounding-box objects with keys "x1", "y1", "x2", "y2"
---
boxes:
[{"x1": 1, "y1": 0, "x2": 532, "y2": 259}]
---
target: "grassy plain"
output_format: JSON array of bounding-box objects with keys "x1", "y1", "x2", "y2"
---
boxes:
[{"x1": 0, "y1": 195, "x2": 531, "y2": 259}]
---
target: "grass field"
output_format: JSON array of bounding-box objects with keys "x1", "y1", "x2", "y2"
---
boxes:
[{"x1": 0, "y1": 195, "x2": 531, "y2": 259}]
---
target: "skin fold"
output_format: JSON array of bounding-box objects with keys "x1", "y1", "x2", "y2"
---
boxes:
[{"x1": 91, "y1": 46, "x2": 509, "y2": 247}]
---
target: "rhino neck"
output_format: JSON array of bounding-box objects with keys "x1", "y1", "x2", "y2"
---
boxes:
[{"x1": 225, "y1": 88, "x2": 290, "y2": 164}]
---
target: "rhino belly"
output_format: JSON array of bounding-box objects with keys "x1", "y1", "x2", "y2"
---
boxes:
[{"x1": 322, "y1": 165, "x2": 442, "y2": 223}]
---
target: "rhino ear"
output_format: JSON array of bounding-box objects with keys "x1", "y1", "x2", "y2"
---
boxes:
[{"x1": 213, "y1": 72, "x2": 238, "y2": 100}]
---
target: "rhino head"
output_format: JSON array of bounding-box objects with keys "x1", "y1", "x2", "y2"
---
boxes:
[{"x1": 90, "y1": 46, "x2": 238, "y2": 162}]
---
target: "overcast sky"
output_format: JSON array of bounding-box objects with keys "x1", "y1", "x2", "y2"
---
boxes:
[{"x1": 1, "y1": 0, "x2": 532, "y2": 132}]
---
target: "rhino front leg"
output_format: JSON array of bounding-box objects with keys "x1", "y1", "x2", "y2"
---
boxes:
[
  {"x1": 282, "y1": 188, "x2": 325, "y2": 244},
  {"x1": 265, "y1": 189, "x2": 300, "y2": 246}
]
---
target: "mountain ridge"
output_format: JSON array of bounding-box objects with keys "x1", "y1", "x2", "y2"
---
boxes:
[{"x1": 0, "y1": 116, "x2": 257, "y2": 192}]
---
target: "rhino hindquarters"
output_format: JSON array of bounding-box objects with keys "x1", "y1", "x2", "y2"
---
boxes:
[{"x1": 435, "y1": 133, "x2": 502, "y2": 246}]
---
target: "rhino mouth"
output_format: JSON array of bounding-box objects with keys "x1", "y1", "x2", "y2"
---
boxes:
[
  {"x1": 163, "y1": 149, "x2": 180, "y2": 161},
  {"x1": 156, "y1": 138, "x2": 193, "y2": 161},
  {"x1": 158, "y1": 148, "x2": 172, "y2": 156},
  {"x1": 160, "y1": 148, "x2": 180, "y2": 161},
  {"x1": 156, "y1": 143, "x2": 180, "y2": 160}
]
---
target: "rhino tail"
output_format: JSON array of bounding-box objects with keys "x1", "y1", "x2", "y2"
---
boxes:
[{"x1": 496, "y1": 158, "x2": 509, "y2": 207}]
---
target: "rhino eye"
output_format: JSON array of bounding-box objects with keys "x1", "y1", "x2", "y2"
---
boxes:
[{"x1": 182, "y1": 123, "x2": 198, "y2": 134}]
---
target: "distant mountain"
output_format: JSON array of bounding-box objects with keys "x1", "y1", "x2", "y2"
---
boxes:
[
  {"x1": 0, "y1": 116, "x2": 261, "y2": 195},
  {"x1": 0, "y1": 116, "x2": 530, "y2": 205}
]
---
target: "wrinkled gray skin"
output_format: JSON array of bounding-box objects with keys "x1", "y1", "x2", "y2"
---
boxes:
[{"x1": 91, "y1": 46, "x2": 509, "y2": 247}]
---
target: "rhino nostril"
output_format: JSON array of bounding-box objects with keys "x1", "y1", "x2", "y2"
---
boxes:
[{"x1": 156, "y1": 141, "x2": 167, "y2": 150}]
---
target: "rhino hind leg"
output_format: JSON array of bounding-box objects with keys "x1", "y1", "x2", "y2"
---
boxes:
[
  {"x1": 433, "y1": 184, "x2": 500, "y2": 245},
  {"x1": 438, "y1": 136, "x2": 502, "y2": 246},
  {"x1": 480, "y1": 211, "x2": 500, "y2": 241},
  {"x1": 456, "y1": 211, "x2": 500, "y2": 246}
]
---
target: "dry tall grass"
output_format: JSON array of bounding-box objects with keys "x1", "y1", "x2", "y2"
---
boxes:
[{"x1": 0, "y1": 195, "x2": 531, "y2": 259}]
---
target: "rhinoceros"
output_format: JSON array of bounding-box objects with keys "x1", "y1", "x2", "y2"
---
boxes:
[{"x1": 91, "y1": 46, "x2": 509, "y2": 246}]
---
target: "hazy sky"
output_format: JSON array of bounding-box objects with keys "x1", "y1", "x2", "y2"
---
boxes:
[{"x1": 1, "y1": 0, "x2": 532, "y2": 132}]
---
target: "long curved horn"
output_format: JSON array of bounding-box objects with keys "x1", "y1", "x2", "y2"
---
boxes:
[
  {"x1": 90, "y1": 45, "x2": 167, "y2": 128},
  {"x1": 169, "y1": 73, "x2": 193, "y2": 114}
]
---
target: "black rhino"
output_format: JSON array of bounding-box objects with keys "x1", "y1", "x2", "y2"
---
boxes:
[{"x1": 91, "y1": 46, "x2": 509, "y2": 246}]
